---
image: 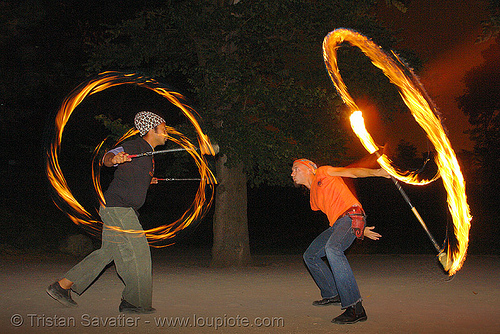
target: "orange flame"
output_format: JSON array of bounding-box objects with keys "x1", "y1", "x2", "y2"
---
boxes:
[
  {"x1": 349, "y1": 111, "x2": 440, "y2": 185},
  {"x1": 46, "y1": 71, "x2": 217, "y2": 247},
  {"x1": 323, "y1": 29, "x2": 471, "y2": 275}
]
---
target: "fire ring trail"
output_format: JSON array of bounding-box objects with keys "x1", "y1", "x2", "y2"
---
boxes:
[
  {"x1": 322, "y1": 28, "x2": 471, "y2": 275},
  {"x1": 45, "y1": 71, "x2": 217, "y2": 247}
]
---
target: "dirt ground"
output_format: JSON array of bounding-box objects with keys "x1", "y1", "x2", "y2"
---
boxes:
[{"x1": 1, "y1": 250, "x2": 499, "y2": 334}]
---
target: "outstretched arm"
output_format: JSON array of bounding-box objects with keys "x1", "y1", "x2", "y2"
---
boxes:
[{"x1": 325, "y1": 166, "x2": 390, "y2": 178}]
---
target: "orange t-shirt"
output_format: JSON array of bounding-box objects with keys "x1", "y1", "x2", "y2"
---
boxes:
[{"x1": 310, "y1": 166, "x2": 361, "y2": 226}]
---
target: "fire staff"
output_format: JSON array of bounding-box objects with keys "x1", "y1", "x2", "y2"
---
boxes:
[{"x1": 291, "y1": 159, "x2": 389, "y2": 324}]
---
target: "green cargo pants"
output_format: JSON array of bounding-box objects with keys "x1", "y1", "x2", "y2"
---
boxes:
[{"x1": 65, "y1": 207, "x2": 152, "y2": 308}]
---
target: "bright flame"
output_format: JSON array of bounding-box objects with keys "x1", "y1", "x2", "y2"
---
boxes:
[
  {"x1": 46, "y1": 71, "x2": 217, "y2": 247},
  {"x1": 349, "y1": 111, "x2": 440, "y2": 185},
  {"x1": 323, "y1": 29, "x2": 472, "y2": 275}
]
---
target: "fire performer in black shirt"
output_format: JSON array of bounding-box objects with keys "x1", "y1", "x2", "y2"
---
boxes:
[{"x1": 47, "y1": 111, "x2": 167, "y2": 314}]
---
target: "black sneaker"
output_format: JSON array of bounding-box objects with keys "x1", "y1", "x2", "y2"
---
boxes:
[
  {"x1": 119, "y1": 299, "x2": 156, "y2": 314},
  {"x1": 332, "y1": 303, "x2": 367, "y2": 324},
  {"x1": 46, "y1": 282, "x2": 78, "y2": 308},
  {"x1": 312, "y1": 295, "x2": 341, "y2": 306}
]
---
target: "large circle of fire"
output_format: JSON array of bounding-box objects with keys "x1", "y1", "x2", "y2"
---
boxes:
[
  {"x1": 46, "y1": 71, "x2": 217, "y2": 247},
  {"x1": 322, "y1": 29, "x2": 471, "y2": 275}
]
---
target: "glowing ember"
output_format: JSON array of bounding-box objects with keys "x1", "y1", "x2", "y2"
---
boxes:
[
  {"x1": 46, "y1": 71, "x2": 217, "y2": 247},
  {"x1": 323, "y1": 28, "x2": 472, "y2": 275}
]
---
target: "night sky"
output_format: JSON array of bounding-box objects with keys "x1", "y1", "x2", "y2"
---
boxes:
[{"x1": 372, "y1": 0, "x2": 497, "y2": 153}]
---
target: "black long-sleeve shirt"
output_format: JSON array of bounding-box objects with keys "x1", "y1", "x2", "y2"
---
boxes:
[{"x1": 104, "y1": 137, "x2": 154, "y2": 213}]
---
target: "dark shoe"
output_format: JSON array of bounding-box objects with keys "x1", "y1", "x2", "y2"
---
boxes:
[
  {"x1": 46, "y1": 282, "x2": 78, "y2": 308},
  {"x1": 332, "y1": 303, "x2": 367, "y2": 324},
  {"x1": 119, "y1": 299, "x2": 156, "y2": 314},
  {"x1": 312, "y1": 295, "x2": 341, "y2": 306}
]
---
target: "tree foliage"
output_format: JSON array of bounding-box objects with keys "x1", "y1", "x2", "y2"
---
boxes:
[
  {"x1": 458, "y1": 0, "x2": 500, "y2": 195},
  {"x1": 384, "y1": 0, "x2": 411, "y2": 13},
  {"x1": 457, "y1": 41, "x2": 500, "y2": 192},
  {"x1": 476, "y1": 0, "x2": 500, "y2": 43},
  {"x1": 87, "y1": 0, "x2": 405, "y2": 186}
]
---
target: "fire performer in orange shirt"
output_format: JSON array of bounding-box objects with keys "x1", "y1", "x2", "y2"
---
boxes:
[{"x1": 291, "y1": 158, "x2": 389, "y2": 324}]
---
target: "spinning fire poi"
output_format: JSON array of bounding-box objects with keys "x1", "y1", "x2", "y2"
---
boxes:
[
  {"x1": 46, "y1": 71, "x2": 218, "y2": 246},
  {"x1": 322, "y1": 29, "x2": 472, "y2": 276}
]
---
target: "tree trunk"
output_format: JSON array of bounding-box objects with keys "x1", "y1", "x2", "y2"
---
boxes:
[{"x1": 210, "y1": 154, "x2": 251, "y2": 267}]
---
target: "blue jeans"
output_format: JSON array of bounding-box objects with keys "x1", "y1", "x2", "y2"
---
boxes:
[{"x1": 303, "y1": 215, "x2": 362, "y2": 309}]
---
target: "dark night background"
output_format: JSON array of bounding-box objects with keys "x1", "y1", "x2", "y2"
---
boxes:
[{"x1": 1, "y1": 0, "x2": 498, "y2": 259}]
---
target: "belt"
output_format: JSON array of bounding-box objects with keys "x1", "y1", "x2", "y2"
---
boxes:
[{"x1": 341, "y1": 205, "x2": 365, "y2": 218}]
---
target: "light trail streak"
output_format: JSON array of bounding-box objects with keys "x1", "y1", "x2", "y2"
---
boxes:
[
  {"x1": 322, "y1": 29, "x2": 472, "y2": 275},
  {"x1": 46, "y1": 71, "x2": 217, "y2": 247}
]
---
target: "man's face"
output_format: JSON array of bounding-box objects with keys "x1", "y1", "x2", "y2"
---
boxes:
[
  {"x1": 153, "y1": 123, "x2": 168, "y2": 146},
  {"x1": 291, "y1": 163, "x2": 310, "y2": 186}
]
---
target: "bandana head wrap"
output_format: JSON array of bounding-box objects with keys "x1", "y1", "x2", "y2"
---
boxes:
[
  {"x1": 134, "y1": 111, "x2": 166, "y2": 136},
  {"x1": 293, "y1": 159, "x2": 317, "y2": 174}
]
